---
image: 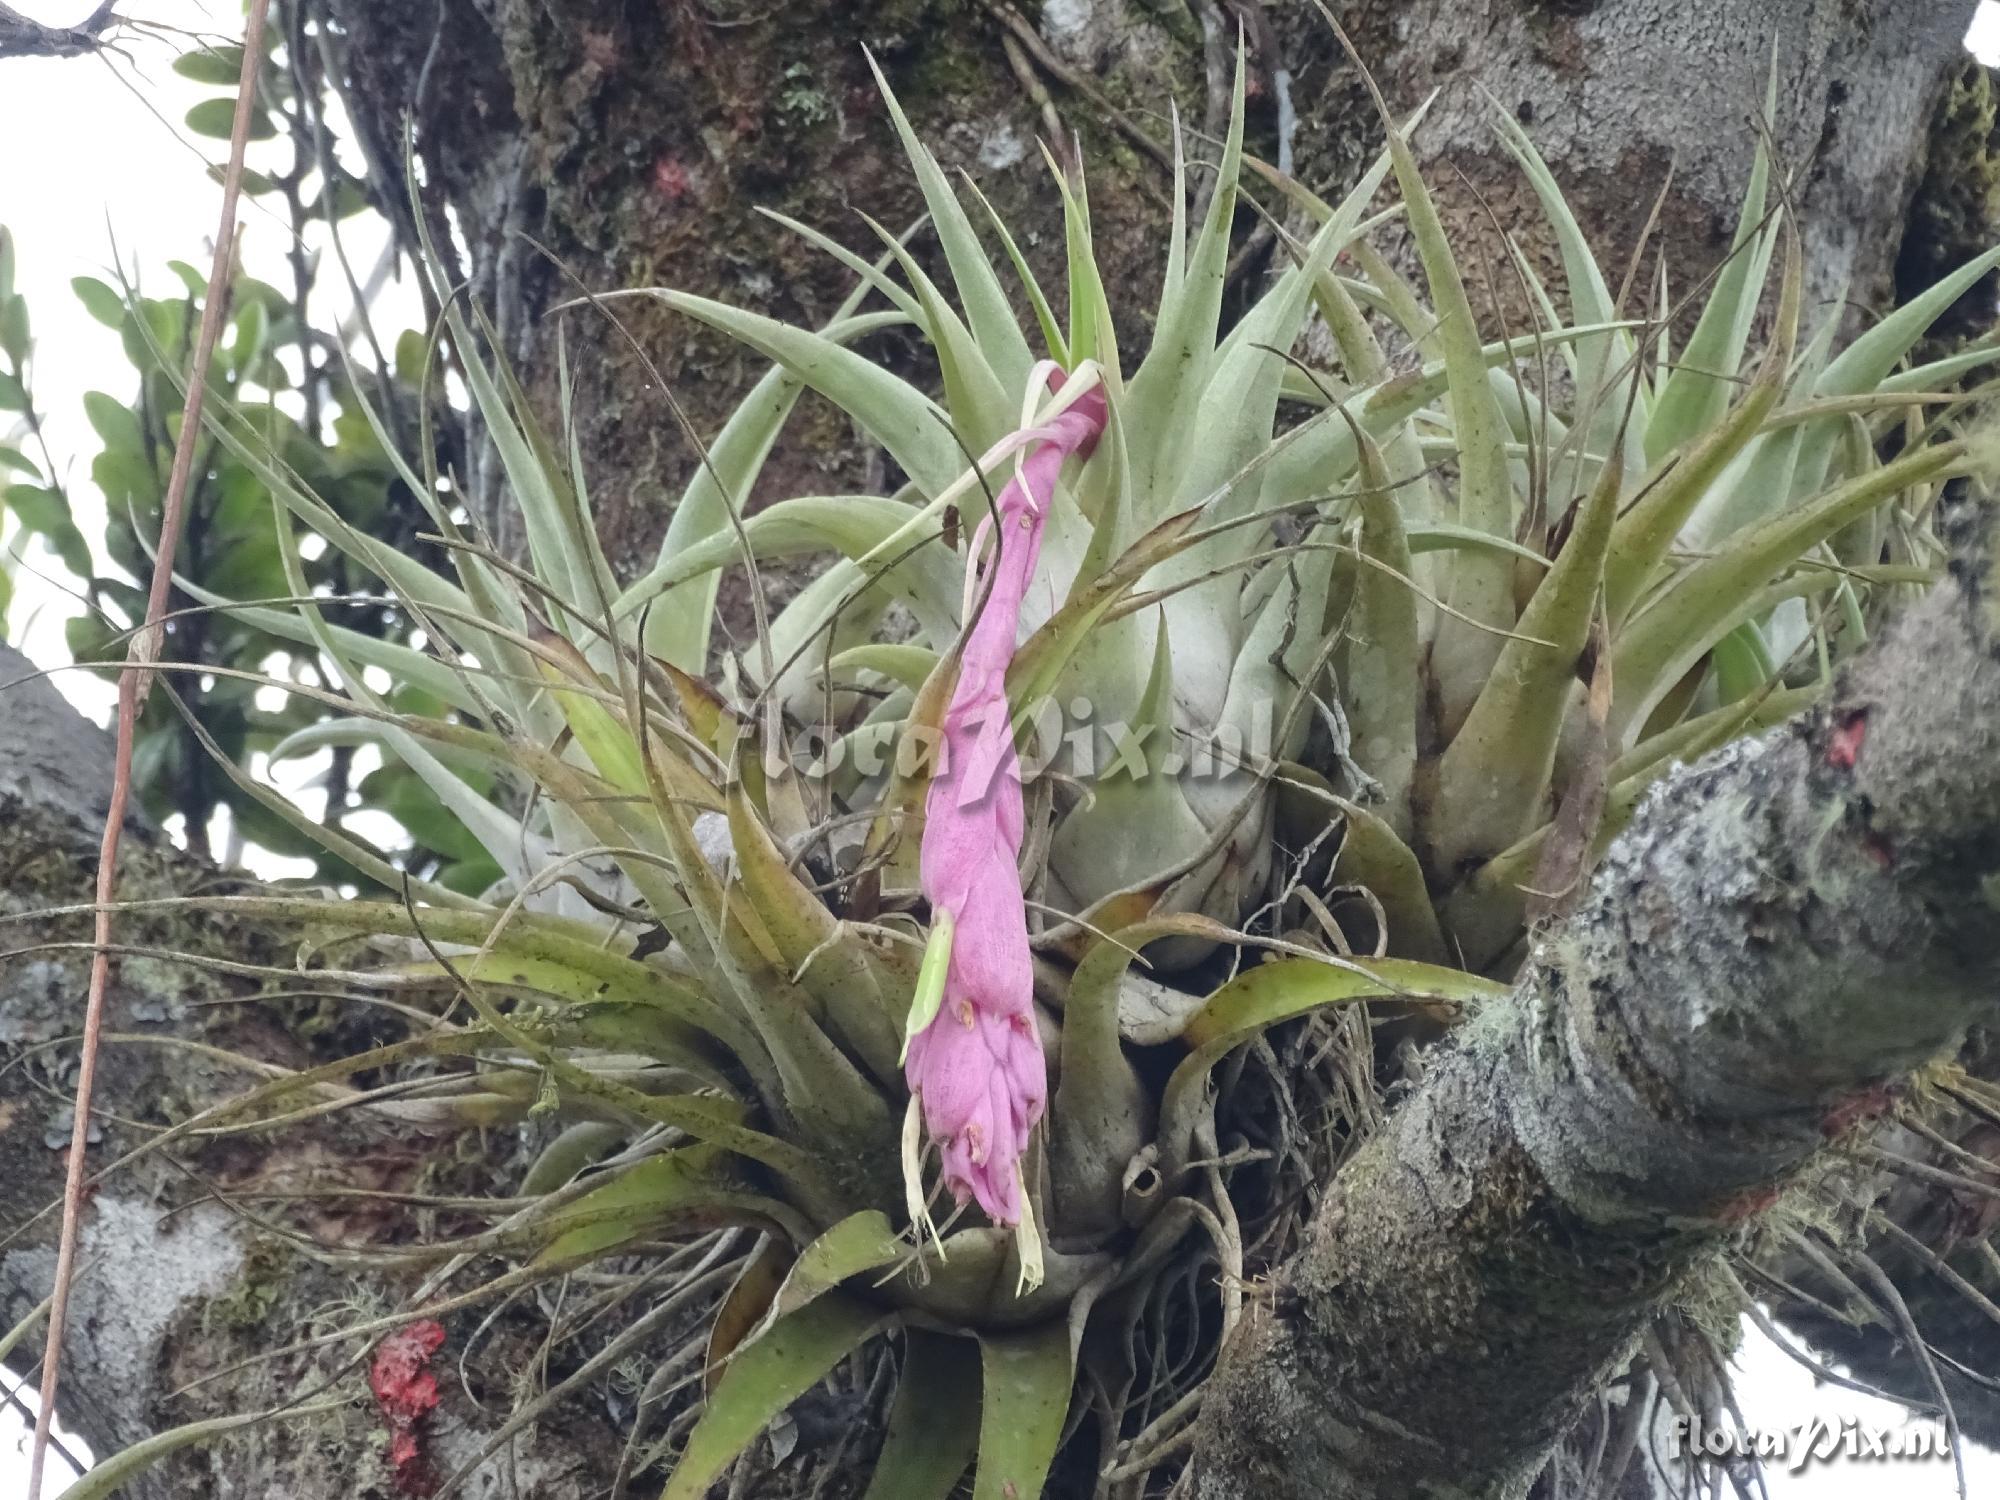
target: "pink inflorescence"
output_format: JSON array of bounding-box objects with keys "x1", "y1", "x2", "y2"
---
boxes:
[{"x1": 903, "y1": 369, "x2": 1107, "y2": 1227}]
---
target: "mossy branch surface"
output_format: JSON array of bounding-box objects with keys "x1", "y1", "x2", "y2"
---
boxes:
[{"x1": 1192, "y1": 517, "x2": 2000, "y2": 1499}]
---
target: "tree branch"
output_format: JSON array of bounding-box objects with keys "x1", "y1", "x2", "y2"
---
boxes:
[
  {"x1": 0, "y1": 2, "x2": 118, "y2": 59},
  {"x1": 1192, "y1": 513, "x2": 2000, "y2": 1499}
]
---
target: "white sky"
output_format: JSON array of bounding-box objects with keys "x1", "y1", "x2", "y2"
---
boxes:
[
  {"x1": 1972, "y1": 0, "x2": 2000, "y2": 65},
  {"x1": 4, "y1": 0, "x2": 2000, "y2": 1494},
  {"x1": 3, "y1": 0, "x2": 244, "y2": 722}
]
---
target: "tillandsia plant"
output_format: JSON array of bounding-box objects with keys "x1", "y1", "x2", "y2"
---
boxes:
[{"x1": 80, "y1": 41, "x2": 2000, "y2": 1500}]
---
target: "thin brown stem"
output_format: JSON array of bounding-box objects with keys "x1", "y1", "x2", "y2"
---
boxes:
[{"x1": 24, "y1": 3, "x2": 273, "y2": 1494}]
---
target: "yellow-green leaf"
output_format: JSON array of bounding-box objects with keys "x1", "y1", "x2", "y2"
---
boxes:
[
  {"x1": 661, "y1": 1293, "x2": 893, "y2": 1500},
  {"x1": 861, "y1": 1330, "x2": 981, "y2": 1500},
  {"x1": 973, "y1": 1322, "x2": 1075, "y2": 1500}
]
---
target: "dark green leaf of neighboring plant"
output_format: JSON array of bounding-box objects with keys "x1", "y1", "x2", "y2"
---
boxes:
[
  {"x1": 436, "y1": 856, "x2": 503, "y2": 898},
  {"x1": 204, "y1": 164, "x2": 278, "y2": 196},
  {"x1": 83, "y1": 390, "x2": 144, "y2": 453},
  {"x1": 65, "y1": 614, "x2": 116, "y2": 664},
  {"x1": 92, "y1": 447, "x2": 159, "y2": 511},
  {"x1": 393, "y1": 329, "x2": 430, "y2": 387},
  {"x1": 166, "y1": 260, "x2": 208, "y2": 299},
  {"x1": 0, "y1": 292, "x2": 28, "y2": 364},
  {"x1": 368, "y1": 766, "x2": 489, "y2": 865},
  {"x1": 171, "y1": 45, "x2": 244, "y2": 85},
  {"x1": 71, "y1": 276, "x2": 126, "y2": 329},
  {"x1": 6, "y1": 484, "x2": 91, "y2": 576},
  {"x1": 310, "y1": 177, "x2": 373, "y2": 221},
  {"x1": 186, "y1": 97, "x2": 276, "y2": 142}
]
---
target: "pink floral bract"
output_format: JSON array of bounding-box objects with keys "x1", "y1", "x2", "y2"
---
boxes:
[{"x1": 903, "y1": 370, "x2": 1107, "y2": 1226}]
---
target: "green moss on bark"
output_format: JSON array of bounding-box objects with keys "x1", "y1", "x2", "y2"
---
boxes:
[{"x1": 1899, "y1": 61, "x2": 2000, "y2": 357}]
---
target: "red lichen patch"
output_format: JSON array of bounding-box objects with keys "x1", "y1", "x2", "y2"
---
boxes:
[
  {"x1": 580, "y1": 28, "x2": 619, "y2": 72},
  {"x1": 653, "y1": 155, "x2": 692, "y2": 202},
  {"x1": 1826, "y1": 708, "x2": 1869, "y2": 771},
  {"x1": 1707, "y1": 1183, "x2": 1782, "y2": 1224},
  {"x1": 370, "y1": 1320, "x2": 448, "y2": 1497},
  {"x1": 1820, "y1": 1083, "x2": 1898, "y2": 1140},
  {"x1": 1860, "y1": 830, "x2": 1896, "y2": 871}
]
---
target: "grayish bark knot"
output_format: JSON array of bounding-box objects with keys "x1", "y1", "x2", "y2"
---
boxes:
[{"x1": 0, "y1": 647, "x2": 123, "y2": 832}]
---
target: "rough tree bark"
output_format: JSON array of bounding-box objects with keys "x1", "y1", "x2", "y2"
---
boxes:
[
  {"x1": 1190, "y1": 515, "x2": 2000, "y2": 1497},
  {"x1": 4, "y1": 2, "x2": 2000, "y2": 1497},
  {"x1": 0, "y1": 647, "x2": 622, "y2": 1500},
  {"x1": 318, "y1": 0, "x2": 1990, "y2": 576}
]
